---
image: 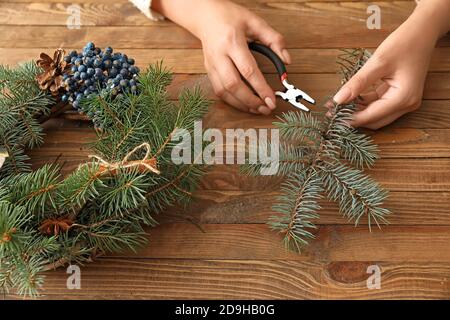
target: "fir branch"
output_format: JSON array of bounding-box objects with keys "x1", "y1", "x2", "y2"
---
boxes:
[
  {"x1": 339, "y1": 129, "x2": 379, "y2": 168},
  {"x1": 250, "y1": 48, "x2": 390, "y2": 250},
  {"x1": 5, "y1": 164, "x2": 60, "y2": 217},
  {"x1": 319, "y1": 161, "x2": 390, "y2": 228},
  {"x1": 270, "y1": 168, "x2": 322, "y2": 252}
]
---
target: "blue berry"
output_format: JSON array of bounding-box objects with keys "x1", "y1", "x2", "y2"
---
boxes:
[
  {"x1": 87, "y1": 68, "x2": 95, "y2": 76},
  {"x1": 80, "y1": 72, "x2": 88, "y2": 80},
  {"x1": 73, "y1": 71, "x2": 80, "y2": 80},
  {"x1": 103, "y1": 60, "x2": 111, "y2": 68},
  {"x1": 120, "y1": 68, "x2": 128, "y2": 77},
  {"x1": 78, "y1": 65, "x2": 86, "y2": 72},
  {"x1": 109, "y1": 67, "x2": 118, "y2": 77},
  {"x1": 112, "y1": 60, "x2": 121, "y2": 68},
  {"x1": 93, "y1": 59, "x2": 102, "y2": 68},
  {"x1": 61, "y1": 94, "x2": 68, "y2": 102},
  {"x1": 85, "y1": 58, "x2": 94, "y2": 67},
  {"x1": 129, "y1": 66, "x2": 138, "y2": 74},
  {"x1": 105, "y1": 47, "x2": 113, "y2": 54},
  {"x1": 127, "y1": 58, "x2": 135, "y2": 65},
  {"x1": 94, "y1": 68, "x2": 103, "y2": 77},
  {"x1": 85, "y1": 42, "x2": 95, "y2": 50}
]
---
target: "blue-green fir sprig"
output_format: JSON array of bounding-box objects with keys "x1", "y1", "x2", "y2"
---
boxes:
[{"x1": 243, "y1": 48, "x2": 389, "y2": 251}]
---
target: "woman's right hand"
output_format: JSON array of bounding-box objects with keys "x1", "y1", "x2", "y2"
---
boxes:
[{"x1": 153, "y1": 0, "x2": 291, "y2": 115}]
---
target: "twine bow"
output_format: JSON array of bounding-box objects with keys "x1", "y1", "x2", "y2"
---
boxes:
[{"x1": 89, "y1": 143, "x2": 160, "y2": 176}]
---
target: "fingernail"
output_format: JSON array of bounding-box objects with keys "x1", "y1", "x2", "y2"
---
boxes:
[
  {"x1": 333, "y1": 87, "x2": 352, "y2": 105},
  {"x1": 324, "y1": 100, "x2": 334, "y2": 109},
  {"x1": 258, "y1": 105, "x2": 271, "y2": 115},
  {"x1": 325, "y1": 111, "x2": 332, "y2": 118},
  {"x1": 282, "y1": 49, "x2": 291, "y2": 64},
  {"x1": 249, "y1": 108, "x2": 260, "y2": 114},
  {"x1": 264, "y1": 97, "x2": 276, "y2": 110}
]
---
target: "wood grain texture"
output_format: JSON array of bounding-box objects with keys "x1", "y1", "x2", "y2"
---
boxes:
[
  {"x1": 0, "y1": 1, "x2": 418, "y2": 28},
  {"x1": 2, "y1": 25, "x2": 449, "y2": 49},
  {"x1": 197, "y1": 160, "x2": 450, "y2": 191},
  {"x1": 105, "y1": 224, "x2": 450, "y2": 262},
  {"x1": 163, "y1": 190, "x2": 450, "y2": 226},
  {"x1": 1, "y1": 2, "x2": 449, "y2": 49},
  {"x1": 166, "y1": 73, "x2": 450, "y2": 100},
  {"x1": 3, "y1": 0, "x2": 450, "y2": 300},
  {"x1": 26, "y1": 259, "x2": 450, "y2": 299},
  {"x1": 2, "y1": 48, "x2": 450, "y2": 73}
]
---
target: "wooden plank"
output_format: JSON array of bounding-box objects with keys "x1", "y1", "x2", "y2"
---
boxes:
[
  {"x1": 167, "y1": 73, "x2": 450, "y2": 100},
  {"x1": 198, "y1": 159, "x2": 450, "y2": 191},
  {"x1": 2, "y1": 25, "x2": 448, "y2": 49},
  {"x1": 1, "y1": 48, "x2": 450, "y2": 73},
  {"x1": 43, "y1": 99, "x2": 450, "y2": 129},
  {"x1": 0, "y1": 1, "x2": 417, "y2": 28},
  {"x1": 1, "y1": 15, "x2": 448, "y2": 49},
  {"x1": 105, "y1": 224, "x2": 450, "y2": 262},
  {"x1": 3, "y1": 0, "x2": 407, "y2": 4},
  {"x1": 29, "y1": 122, "x2": 450, "y2": 159},
  {"x1": 11, "y1": 259, "x2": 450, "y2": 299},
  {"x1": 164, "y1": 190, "x2": 450, "y2": 226},
  {"x1": 204, "y1": 100, "x2": 450, "y2": 130},
  {"x1": 30, "y1": 155, "x2": 450, "y2": 192}
]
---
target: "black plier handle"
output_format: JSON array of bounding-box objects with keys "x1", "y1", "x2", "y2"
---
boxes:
[
  {"x1": 248, "y1": 42, "x2": 315, "y2": 112},
  {"x1": 248, "y1": 42, "x2": 288, "y2": 82}
]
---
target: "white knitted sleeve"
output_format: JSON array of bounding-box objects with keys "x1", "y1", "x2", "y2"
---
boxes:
[{"x1": 129, "y1": 0, "x2": 164, "y2": 21}]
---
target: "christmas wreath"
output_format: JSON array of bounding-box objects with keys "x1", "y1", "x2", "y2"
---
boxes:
[
  {"x1": 0, "y1": 42, "x2": 389, "y2": 296},
  {"x1": 0, "y1": 43, "x2": 209, "y2": 296}
]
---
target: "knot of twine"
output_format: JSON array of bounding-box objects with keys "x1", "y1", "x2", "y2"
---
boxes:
[{"x1": 89, "y1": 143, "x2": 160, "y2": 176}]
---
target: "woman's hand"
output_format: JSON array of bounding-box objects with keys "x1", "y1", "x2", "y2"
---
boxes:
[
  {"x1": 332, "y1": 0, "x2": 450, "y2": 129},
  {"x1": 152, "y1": 0, "x2": 290, "y2": 115}
]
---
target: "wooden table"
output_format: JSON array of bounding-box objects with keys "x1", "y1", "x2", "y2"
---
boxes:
[{"x1": 2, "y1": 0, "x2": 450, "y2": 299}]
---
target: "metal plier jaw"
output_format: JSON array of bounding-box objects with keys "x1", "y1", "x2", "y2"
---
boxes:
[{"x1": 275, "y1": 78, "x2": 316, "y2": 112}]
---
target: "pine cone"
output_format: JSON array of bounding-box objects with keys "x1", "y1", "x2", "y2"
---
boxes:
[
  {"x1": 39, "y1": 216, "x2": 74, "y2": 235},
  {"x1": 36, "y1": 48, "x2": 71, "y2": 96}
]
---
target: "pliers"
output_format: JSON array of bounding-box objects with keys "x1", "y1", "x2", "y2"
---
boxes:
[{"x1": 249, "y1": 42, "x2": 315, "y2": 112}]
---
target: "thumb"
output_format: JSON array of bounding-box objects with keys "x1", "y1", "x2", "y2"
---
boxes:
[
  {"x1": 333, "y1": 57, "x2": 385, "y2": 104},
  {"x1": 248, "y1": 19, "x2": 291, "y2": 64}
]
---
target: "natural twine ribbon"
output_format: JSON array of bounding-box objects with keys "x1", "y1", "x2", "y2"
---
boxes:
[{"x1": 89, "y1": 142, "x2": 160, "y2": 176}]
